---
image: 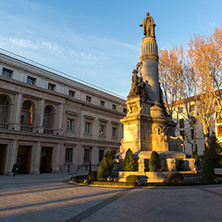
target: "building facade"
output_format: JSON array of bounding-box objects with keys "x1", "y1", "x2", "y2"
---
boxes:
[
  {"x1": 0, "y1": 49, "x2": 126, "y2": 175},
  {"x1": 173, "y1": 101, "x2": 222, "y2": 156}
]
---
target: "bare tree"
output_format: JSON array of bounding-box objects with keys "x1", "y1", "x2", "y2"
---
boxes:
[{"x1": 159, "y1": 46, "x2": 197, "y2": 153}]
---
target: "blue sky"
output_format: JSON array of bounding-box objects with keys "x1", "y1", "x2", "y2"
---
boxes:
[{"x1": 0, "y1": 0, "x2": 222, "y2": 97}]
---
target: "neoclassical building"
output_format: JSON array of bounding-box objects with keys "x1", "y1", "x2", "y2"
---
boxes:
[{"x1": 0, "y1": 49, "x2": 126, "y2": 175}]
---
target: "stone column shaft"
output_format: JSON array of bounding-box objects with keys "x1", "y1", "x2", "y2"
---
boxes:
[
  {"x1": 30, "y1": 142, "x2": 41, "y2": 174},
  {"x1": 140, "y1": 36, "x2": 159, "y2": 103},
  {"x1": 52, "y1": 144, "x2": 61, "y2": 172},
  {"x1": 11, "y1": 93, "x2": 23, "y2": 130},
  {"x1": 5, "y1": 140, "x2": 18, "y2": 175},
  {"x1": 37, "y1": 99, "x2": 45, "y2": 133}
]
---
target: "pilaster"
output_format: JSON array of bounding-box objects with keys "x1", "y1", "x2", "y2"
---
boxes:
[{"x1": 30, "y1": 142, "x2": 41, "y2": 174}]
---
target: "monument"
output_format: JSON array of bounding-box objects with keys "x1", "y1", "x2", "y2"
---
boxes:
[{"x1": 114, "y1": 12, "x2": 196, "y2": 178}]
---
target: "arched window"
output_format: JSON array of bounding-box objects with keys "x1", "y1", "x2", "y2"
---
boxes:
[
  {"x1": 43, "y1": 105, "x2": 55, "y2": 134},
  {"x1": 20, "y1": 100, "x2": 34, "y2": 132},
  {"x1": 0, "y1": 94, "x2": 10, "y2": 129}
]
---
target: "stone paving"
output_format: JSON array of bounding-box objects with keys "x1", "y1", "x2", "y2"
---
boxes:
[{"x1": 1, "y1": 173, "x2": 222, "y2": 222}]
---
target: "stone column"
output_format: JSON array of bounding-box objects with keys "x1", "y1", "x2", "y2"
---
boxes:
[
  {"x1": 11, "y1": 93, "x2": 23, "y2": 130},
  {"x1": 30, "y1": 142, "x2": 41, "y2": 174},
  {"x1": 52, "y1": 144, "x2": 61, "y2": 172},
  {"x1": 5, "y1": 140, "x2": 18, "y2": 175},
  {"x1": 56, "y1": 104, "x2": 64, "y2": 135},
  {"x1": 37, "y1": 99, "x2": 45, "y2": 133},
  {"x1": 140, "y1": 36, "x2": 159, "y2": 103}
]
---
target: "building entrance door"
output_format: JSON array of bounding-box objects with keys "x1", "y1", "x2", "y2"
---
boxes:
[
  {"x1": 17, "y1": 146, "x2": 32, "y2": 174},
  {"x1": 40, "y1": 147, "x2": 53, "y2": 173},
  {"x1": 0, "y1": 145, "x2": 7, "y2": 175}
]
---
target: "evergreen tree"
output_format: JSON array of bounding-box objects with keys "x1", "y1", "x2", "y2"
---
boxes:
[
  {"x1": 123, "y1": 149, "x2": 135, "y2": 171},
  {"x1": 202, "y1": 157, "x2": 215, "y2": 181},
  {"x1": 149, "y1": 151, "x2": 161, "y2": 172},
  {"x1": 105, "y1": 150, "x2": 115, "y2": 168},
  {"x1": 97, "y1": 157, "x2": 110, "y2": 180},
  {"x1": 97, "y1": 150, "x2": 115, "y2": 181},
  {"x1": 204, "y1": 133, "x2": 222, "y2": 167}
]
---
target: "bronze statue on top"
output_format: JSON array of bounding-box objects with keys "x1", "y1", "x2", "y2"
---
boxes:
[
  {"x1": 139, "y1": 12, "x2": 155, "y2": 37},
  {"x1": 127, "y1": 62, "x2": 148, "y2": 100}
]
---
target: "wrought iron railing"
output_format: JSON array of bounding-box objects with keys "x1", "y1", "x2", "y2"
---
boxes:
[
  {"x1": 20, "y1": 125, "x2": 33, "y2": 132},
  {"x1": 0, "y1": 122, "x2": 8, "y2": 130},
  {"x1": 43, "y1": 128, "x2": 54, "y2": 134}
]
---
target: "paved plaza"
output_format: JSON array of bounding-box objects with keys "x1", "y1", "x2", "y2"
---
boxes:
[{"x1": 0, "y1": 173, "x2": 222, "y2": 222}]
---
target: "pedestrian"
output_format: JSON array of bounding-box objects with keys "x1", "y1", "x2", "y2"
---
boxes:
[{"x1": 12, "y1": 163, "x2": 18, "y2": 176}]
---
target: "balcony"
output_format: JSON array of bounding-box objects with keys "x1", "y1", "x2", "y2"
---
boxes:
[
  {"x1": 20, "y1": 125, "x2": 33, "y2": 132},
  {"x1": 0, "y1": 122, "x2": 8, "y2": 130},
  {"x1": 43, "y1": 128, "x2": 53, "y2": 134}
]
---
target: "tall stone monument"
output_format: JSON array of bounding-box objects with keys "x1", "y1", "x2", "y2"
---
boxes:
[{"x1": 116, "y1": 12, "x2": 187, "y2": 171}]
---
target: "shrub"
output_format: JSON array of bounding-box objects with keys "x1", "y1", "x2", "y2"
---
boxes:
[
  {"x1": 84, "y1": 179, "x2": 91, "y2": 184},
  {"x1": 70, "y1": 177, "x2": 85, "y2": 183},
  {"x1": 126, "y1": 175, "x2": 138, "y2": 185},
  {"x1": 124, "y1": 149, "x2": 135, "y2": 171},
  {"x1": 149, "y1": 151, "x2": 161, "y2": 172},
  {"x1": 97, "y1": 157, "x2": 110, "y2": 181},
  {"x1": 202, "y1": 157, "x2": 215, "y2": 181},
  {"x1": 218, "y1": 159, "x2": 222, "y2": 168},
  {"x1": 105, "y1": 150, "x2": 115, "y2": 167},
  {"x1": 91, "y1": 181, "x2": 136, "y2": 187},
  {"x1": 177, "y1": 159, "x2": 185, "y2": 171},
  {"x1": 168, "y1": 172, "x2": 183, "y2": 184},
  {"x1": 88, "y1": 171, "x2": 97, "y2": 180},
  {"x1": 97, "y1": 150, "x2": 115, "y2": 181}
]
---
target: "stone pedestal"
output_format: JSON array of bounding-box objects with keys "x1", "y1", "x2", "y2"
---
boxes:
[{"x1": 116, "y1": 95, "x2": 185, "y2": 171}]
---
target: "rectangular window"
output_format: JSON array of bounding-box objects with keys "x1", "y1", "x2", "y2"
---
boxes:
[
  {"x1": 2, "y1": 68, "x2": 13, "y2": 78},
  {"x1": 217, "y1": 126, "x2": 222, "y2": 137},
  {"x1": 179, "y1": 119, "x2": 184, "y2": 128},
  {"x1": 112, "y1": 104, "x2": 117, "y2": 110},
  {"x1": 69, "y1": 90, "x2": 75, "y2": 97},
  {"x1": 179, "y1": 107, "x2": 183, "y2": 113},
  {"x1": 191, "y1": 129, "x2": 194, "y2": 140},
  {"x1": 99, "y1": 150, "x2": 104, "y2": 162},
  {"x1": 123, "y1": 108, "x2": 127, "y2": 113},
  {"x1": 48, "y1": 83, "x2": 56, "y2": 91},
  {"x1": 27, "y1": 76, "x2": 36, "y2": 85},
  {"x1": 99, "y1": 125, "x2": 105, "y2": 136},
  {"x1": 67, "y1": 118, "x2": 74, "y2": 131},
  {"x1": 84, "y1": 149, "x2": 90, "y2": 162},
  {"x1": 100, "y1": 100, "x2": 105, "y2": 106},
  {"x1": 85, "y1": 122, "x2": 91, "y2": 134},
  {"x1": 180, "y1": 130, "x2": 185, "y2": 140},
  {"x1": 65, "y1": 148, "x2": 73, "y2": 163},
  {"x1": 112, "y1": 127, "x2": 117, "y2": 138},
  {"x1": 190, "y1": 104, "x2": 195, "y2": 111},
  {"x1": 86, "y1": 96, "x2": 92, "y2": 102}
]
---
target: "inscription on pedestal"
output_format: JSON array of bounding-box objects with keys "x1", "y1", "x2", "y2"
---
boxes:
[{"x1": 124, "y1": 124, "x2": 138, "y2": 142}]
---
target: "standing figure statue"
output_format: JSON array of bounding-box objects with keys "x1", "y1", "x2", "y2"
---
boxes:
[{"x1": 139, "y1": 12, "x2": 155, "y2": 37}]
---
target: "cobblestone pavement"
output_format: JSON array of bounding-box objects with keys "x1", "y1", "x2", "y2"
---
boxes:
[{"x1": 1, "y1": 173, "x2": 222, "y2": 222}]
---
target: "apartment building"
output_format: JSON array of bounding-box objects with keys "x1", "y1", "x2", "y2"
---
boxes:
[
  {"x1": 0, "y1": 49, "x2": 126, "y2": 175},
  {"x1": 173, "y1": 100, "x2": 222, "y2": 156}
]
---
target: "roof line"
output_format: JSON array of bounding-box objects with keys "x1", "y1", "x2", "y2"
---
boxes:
[{"x1": 0, "y1": 48, "x2": 126, "y2": 100}]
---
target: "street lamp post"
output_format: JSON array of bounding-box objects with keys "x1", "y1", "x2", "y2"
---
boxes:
[{"x1": 89, "y1": 147, "x2": 92, "y2": 172}]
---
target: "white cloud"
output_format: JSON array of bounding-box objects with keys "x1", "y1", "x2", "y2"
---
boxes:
[
  {"x1": 41, "y1": 41, "x2": 63, "y2": 54},
  {"x1": 70, "y1": 50, "x2": 98, "y2": 61},
  {"x1": 10, "y1": 38, "x2": 38, "y2": 49}
]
